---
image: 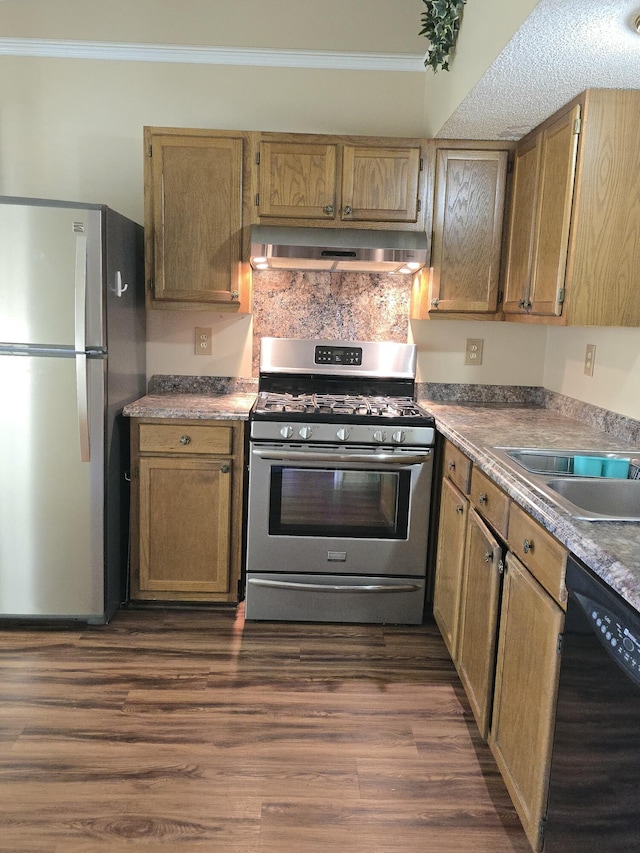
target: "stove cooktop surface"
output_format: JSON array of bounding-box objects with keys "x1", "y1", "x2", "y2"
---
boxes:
[{"x1": 252, "y1": 391, "x2": 434, "y2": 426}]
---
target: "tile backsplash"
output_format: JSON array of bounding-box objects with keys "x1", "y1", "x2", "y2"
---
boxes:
[{"x1": 251, "y1": 269, "x2": 412, "y2": 372}]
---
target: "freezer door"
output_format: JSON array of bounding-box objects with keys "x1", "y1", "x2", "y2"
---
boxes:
[
  {"x1": 0, "y1": 201, "x2": 103, "y2": 349},
  {"x1": 0, "y1": 353, "x2": 105, "y2": 618}
]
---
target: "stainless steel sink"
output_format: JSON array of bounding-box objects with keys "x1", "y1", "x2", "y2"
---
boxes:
[
  {"x1": 490, "y1": 447, "x2": 640, "y2": 521},
  {"x1": 544, "y1": 477, "x2": 640, "y2": 521}
]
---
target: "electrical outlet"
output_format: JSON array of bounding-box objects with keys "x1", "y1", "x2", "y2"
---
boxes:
[
  {"x1": 584, "y1": 343, "x2": 596, "y2": 376},
  {"x1": 195, "y1": 327, "x2": 212, "y2": 356},
  {"x1": 464, "y1": 338, "x2": 484, "y2": 366}
]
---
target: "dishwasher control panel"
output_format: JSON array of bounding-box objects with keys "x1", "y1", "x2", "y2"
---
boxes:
[{"x1": 576, "y1": 591, "x2": 640, "y2": 685}]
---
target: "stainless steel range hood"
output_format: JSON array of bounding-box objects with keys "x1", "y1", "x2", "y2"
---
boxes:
[{"x1": 249, "y1": 225, "x2": 428, "y2": 274}]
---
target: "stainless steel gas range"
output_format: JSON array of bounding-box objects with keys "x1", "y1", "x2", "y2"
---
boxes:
[{"x1": 244, "y1": 337, "x2": 436, "y2": 624}]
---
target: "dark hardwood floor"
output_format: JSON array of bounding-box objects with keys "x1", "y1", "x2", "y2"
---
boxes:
[{"x1": 0, "y1": 606, "x2": 531, "y2": 852}]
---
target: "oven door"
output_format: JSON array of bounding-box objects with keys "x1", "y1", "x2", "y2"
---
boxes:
[{"x1": 246, "y1": 442, "x2": 433, "y2": 577}]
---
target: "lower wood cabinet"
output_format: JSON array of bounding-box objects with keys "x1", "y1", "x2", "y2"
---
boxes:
[
  {"x1": 129, "y1": 418, "x2": 245, "y2": 603},
  {"x1": 489, "y1": 552, "x2": 564, "y2": 851},
  {"x1": 432, "y1": 475, "x2": 469, "y2": 660},
  {"x1": 456, "y1": 507, "x2": 503, "y2": 740},
  {"x1": 432, "y1": 438, "x2": 568, "y2": 851}
]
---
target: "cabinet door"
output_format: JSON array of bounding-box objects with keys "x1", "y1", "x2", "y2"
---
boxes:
[
  {"x1": 430, "y1": 149, "x2": 508, "y2": 314},
  {"x1": 138, "y1": 457, "x2": 232, "y2": 596},
  {"x1": 502, "y1": 135, "x2": 541, "y2": 314},
  {"x1": 258, "y1": 140, "x2": 338, "y2": 220},
  {"x1": 145, "y1": 131, "x2": 246, "y2": 308},
  {"x1": 341, "y1": 145, "x2": 421, "y2": 223},
  {"x1": 489, "y1": 553, "x2": 564, "y2": 852},
  {"x1": 432, "y1": 476, "x2": 469, "y2": 660},
  {"x1": 456, "y1": 509, "x2": 503, "y2": 740},
  {"x1": 528, "y1": 105, "x2": 580, "y2": 316}
]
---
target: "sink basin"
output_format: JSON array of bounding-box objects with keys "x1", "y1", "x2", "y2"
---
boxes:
[
  {"x1": 544, "y1": 477, "x2": 640, "y2": 521},
  {"x1": 490, "y1": 447, "x2": 640, "y2": 522},
  {"x1": 497, "y1": 448, "x2": 634, "y2": 476}
]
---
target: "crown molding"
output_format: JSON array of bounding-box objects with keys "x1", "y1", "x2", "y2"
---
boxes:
[{"x1": 0, "y1": 38, "x2": 426, "y2": 72}]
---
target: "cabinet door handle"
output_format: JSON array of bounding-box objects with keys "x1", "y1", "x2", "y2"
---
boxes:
[
  {"x1": 343, "y1": 205, "x2": 352, "y2": 216},
  {"x1": 230, "y1": 290, "x2": 239, "y2": 300},
  {"x1": 523, "y1": 538, "x2": 533, "y2": 554},
  {"x1": 447, "y1": 460, "x2": 456, "y2": 471},
  {"x1": 484, "y1": 551, "x2": 493, "y2": 563},
  {"x1": 431, "y1": 298, "x2": 440, "y2": 308},
  {"x1": 220, "y1": 464, "x2": 230, "y2": 474},
  {"x1": 478, "y1": 493, "x2": 488, "y2": 505},
  {"x1": 179, "y1": 435, "x2": 191, "y2": 445},
  {"x1": 456, "y1": 505, "x2": 464, "y2": 515},
  {"x1": 323, "y1": 204, "x2": 334, "y2": 215}
]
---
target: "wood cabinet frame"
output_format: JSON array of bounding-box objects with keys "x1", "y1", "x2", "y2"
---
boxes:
[{"x1": 129, "y1": 417, "x2": 245, "y2": 603}]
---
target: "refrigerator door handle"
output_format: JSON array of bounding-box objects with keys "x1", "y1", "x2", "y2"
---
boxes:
[
  {"x1": 75, "y1": 353, "x2": 90, "y2": 463},
  {"x1": 74, "y1": 232, "x2": 87, "y2": 353},
  {"x1": 74, "y1": 233, "x2": 90, "y2": 462}
]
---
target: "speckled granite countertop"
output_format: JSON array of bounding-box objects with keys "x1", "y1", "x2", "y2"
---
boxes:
[
  {"x1": 425, "y1": 401, "x2": 640, "y2": 614},
  {"x1": 122, "y1": 392, "x2": 256, "y2": 421}
]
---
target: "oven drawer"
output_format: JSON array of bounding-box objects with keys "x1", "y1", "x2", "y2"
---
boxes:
[
  {"x1": 245, "y1": 573, "x2": 426, "y2": 624},
  {"x1": 139, "y1": 422, "x2": 233, "y2": 455}
]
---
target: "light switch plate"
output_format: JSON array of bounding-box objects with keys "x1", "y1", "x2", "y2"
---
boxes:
[{"x1": 584, "y1": 344, "x2": 596, "y2": 376}]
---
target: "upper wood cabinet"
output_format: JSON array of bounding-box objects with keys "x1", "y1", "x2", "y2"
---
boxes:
[
  {"x1": 144, "y1": 127, "x2": 252, "y2": 312},
  {"x1": 503, "y1": 89, "x2": 640, "y2": 326},
  {"x1": 255, "y1": 133, "x2": 429, "y2": 229},
  {"x1": 410, "y1": 145, "x2": 509, "y2": 319}
]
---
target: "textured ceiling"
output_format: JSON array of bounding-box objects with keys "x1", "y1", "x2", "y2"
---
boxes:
[{"x1": 438, "y1": 0, "x2": 640, "y2": 140}]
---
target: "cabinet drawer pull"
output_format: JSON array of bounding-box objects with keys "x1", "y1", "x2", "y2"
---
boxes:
[
  {"x1": 478, "y1": 493, "x2": 488, "y2": 505},
  {"x1": 323, "y1": 204, "x2": 334, "y2": 215},
  {"x1": 220, "y1": 464, "x2": 230, "y2": 474},
  {"x1": 484, "y1": 551, "x2": 493, "y2": 563},
  {"x1": 179, "y1": 435, "x2": 191, "y2": 445},
  {"x1": 456, "y1": 504, "x2": 464, "y2": 515},
  {"x1": 523, "y1": 538, "x2": 533, "y2": 554}
]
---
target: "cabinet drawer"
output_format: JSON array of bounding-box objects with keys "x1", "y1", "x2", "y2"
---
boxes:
[
  {"x1": 508, "y1": 502, "x2": 567, "y2": 607},
  {"x1": 443, "y1": 440, "x2": 472, "y2": 494},
  {"x1": 139, "y1": 422, "x2": 233, "y2": 455},
  {"x1": 470, "y1": 468, "x2": 510, "y2": 539}
]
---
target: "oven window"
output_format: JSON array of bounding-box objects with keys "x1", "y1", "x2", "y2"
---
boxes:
[{"x1": 269, "y1": 466, "x2": 410, "y2": 539}]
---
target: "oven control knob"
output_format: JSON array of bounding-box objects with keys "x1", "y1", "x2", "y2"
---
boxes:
[
  {"x1": 373, "y1": 429, "x2": 387, "y2": 443},
  {"x1": 298, "y1": 426, "x2": 313, "y2": 440},
  {"x1": 279, "y1": 425, "x2": 294, "y2": 439},
  {"x1": 392, "y1": 430, "x2": 406, "y2": 444},
  {"x1": 336, "y1": 427, "x2": 351, "y2": 442}
]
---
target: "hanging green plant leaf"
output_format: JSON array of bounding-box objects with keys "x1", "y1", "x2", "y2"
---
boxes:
[{"x1": 420, "y1": 0, "x2": 467, "y2": 72}]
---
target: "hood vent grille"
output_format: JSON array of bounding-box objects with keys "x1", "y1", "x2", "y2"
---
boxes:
[{"x1": 250, "y1": 225, "x2": 428, "y2": 274}]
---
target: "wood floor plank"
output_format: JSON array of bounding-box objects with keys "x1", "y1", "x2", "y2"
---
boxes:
[{"x1": 0, "y1": 607, "x2": 531, "y2": 851}]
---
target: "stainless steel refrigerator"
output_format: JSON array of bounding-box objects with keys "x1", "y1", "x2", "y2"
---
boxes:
[{"x1": 0, "y1": 196, "x2": 145, "y2": 623}]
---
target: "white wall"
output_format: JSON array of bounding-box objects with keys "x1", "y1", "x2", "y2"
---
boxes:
[
  {"x1": 544, "y1": 326, "x2": 640, "y2": 421},
  {"x1": 410, "y1": 319, "x2": 547, "y2": 387},
  {"x1": 422, "y1": 0, "x2": 540, "y2": 136}
]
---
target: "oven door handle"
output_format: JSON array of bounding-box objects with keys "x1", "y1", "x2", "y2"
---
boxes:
[
  {"x1": 251, "y1": 449, "x2": 432, "y2": 465},
  {"x1": 247, "y1": 578, "x2": 423, "y2": 593}
]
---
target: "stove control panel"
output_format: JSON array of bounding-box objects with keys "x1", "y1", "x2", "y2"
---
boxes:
[
  {"x1": 315, "y1": 345, "x2": 363, "y2": 366},
  {"x1": 251, "y1": 420, "x2": 435, "y2": 447}
]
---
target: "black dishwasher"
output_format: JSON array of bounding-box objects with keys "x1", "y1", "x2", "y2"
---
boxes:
[{"x1": 544, "y1": 555, "x2": 640, "y2": 851}]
